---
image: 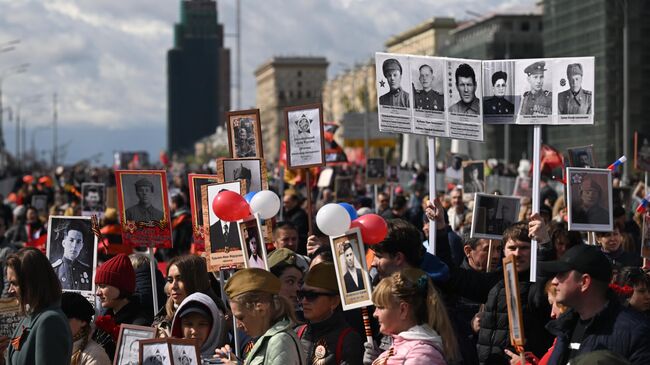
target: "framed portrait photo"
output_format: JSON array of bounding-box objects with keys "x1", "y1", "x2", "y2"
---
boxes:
[
  {"x1": 31, "y1": 195, "x2": 48, "y2": 217},
  {"x1": 503, "y1": 255, "x2": 525, "y2": 347},
  {"x1": 329, "y1": 228, "x2": 373, "y2": 311},
  {"x1": 238, "y1": 214, "x2": 269, "y2": 271},
  {"x1": 167, "y1": 338, "x2": 200, "y2": 365},
  {"x1": 227, "y1": 109, "x2": 263, "y2": 159},
  {"x1": 512, "y1": 176, "x2": 532, "y2": 198},
  {"x1": 334, "y1": 176, "x2": 354, "y2": 203},
  {"x1": 642, "y1": 213, "x2": 650, "y2": 259},
  {"x1": 188, "y1": 173, "x2": 220, "y2": 246},
  {"x1": 46, "y1": 216, "x2": 97, "y2": 294},
  {"x1": 140, "y1": 339, "x2": 173, "y2": 365},
  {"x1": 387, "y1": 165, "x2": 400, "y2": 183},
  {"x1": 366, "y1": 158, "x2": 386, "y2": 185},
  {"x1": 202, "y1": 181, "x2": 247, "y2": 272},
  {"x1": 217, "y1": 157, "x2": 268, "y2": 194},
  {"x1": 284, "y1": 103, "x2": 326, "y2": 169},
  {"x1": 114, "y1": 324, "x2": 156, "y2": 365},
  {"x1": 471, "y1": 194, "x2": 521, "y2": 240},
  {"x1": 566, "y1": 167, "x2": 613, "y2": 232},
  {"x1": 635, "y1": 131, "x2": 650, "y2": 172},
  {"x1": 567, "y1": 145, "x2": 596, "y2": 168},
  {"x1": 81, "y1": 183, "x2": 107, "y2": 218},
  {"x1": 462, "y1": 160, "x2": 486, "y2": 194}
]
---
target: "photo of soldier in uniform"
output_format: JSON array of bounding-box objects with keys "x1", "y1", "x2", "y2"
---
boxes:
[
  {"x1": 517, "y1": 60, "x2": 552, "y2": 116},
  {"x1": 483, "y1": 69, "x2": 515, "y2": 117},
  {"x1": 329, "y1": 228, "x2": 373, "y2": 310},
  {"x1": 122, "y1": 175, "x2": 165, "y2": 223},
  {"x1": 81, "y1": 183, "x2": 106, "y2": 217},
  {"x1": 227, "y1": 109, "x2": 263, "y2": 159},
  {"x1": 462, "y1": 161, "x2": 485, "y2": 194},
  {"x1": 567, "y1": 168, "x2": 613, "y2": 232},
  {"x1": 238, "y1": 215, "x2": 268, "y2": 270},
  {"x1": 635, "y1": 132, "x2": 650, "y2": 172},
  {"x1": 567, "y1": 145, "x2": 596, "y2": 168},
  {"x1": 46, "y1": 216, "x2": 97, "y2": 292},
  {"x1": 557, "y1": 63, "x2": 592, "y2": 115},
  {"x1": 366, "y1": 158, "x2": 386, "y2": 185},
  {"x1": 411, "y1": 61, "x2": 444, "y2": 111},
  {"x1": 448, "y1": 63, "x2": 480, "y2": 115},
  {"x1": 222, "y1": 158, "x2": 263, "y2": 193},
  {"x1": 379, "y1": 58, "x2": 410, "y2": 107},
  {"x1": 471, "y1": 194, "x2": 521, "y2": 240}
]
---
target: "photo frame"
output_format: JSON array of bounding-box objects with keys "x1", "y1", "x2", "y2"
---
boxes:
[
  {"x1": 0, "y1": 298, "x2": 22, "y2": 338},
  {"x1": 217, "y1": 157, "x2": 268, "y2": 194},
  {"x1": 115, "y1": 170, "x2": 172, "y2": 248},
  {"x1": 188, "y1": 173, "x2": 220, "y2": 247},
  {"x1": 471, "y1": 193, "x2": 521, "y2": 240},
  {"x1": 167, "y1": 338, "x2": 201, "y2": 365},
  {"x1": 329, "y1": 227, "x2": 373, "y2": 311},
  {"x1": 635, "y1": 131, "x2": 650, "y2": 172},
  {"x1": 387, "y1": 165, "x2": 400, "y2": 183},
  {"x1": 512, "y1": 176, "x2": 532, "y2": 198},
  {"x1": 284, "y1": 103, "x2": 326, "y2": 169},
  {"x1": 140, "y1": 339, "x2": 173, "y2": 365},
  {"x1": 503, "y1": 255, "x2": 525, "y2": 347},
  {"x1": 202, "y1": 181, "x2": 247, "y2": 272},
  {"x1": 114, "y1": 324, "x2": 156, "y2": 365},
  {"x1": 334, "y1": 176, "x2": 354, "y2": 203},
  {"x1": 462, "y1": 160, "x2": 486, "y2": 194},
  {"x1": 31, "y1": 195, "x2": 48, "y2": 217},
  {"x1": 238, "y1": 214, "x2": 269, "y2": 270},
  {"x1": 567, "y1": 145, "x2": 596, "y2": 168},
  {"x1": 81, "y1": 183, "x2": 107, "y2": 218},
  {"x1": 366, "y1": 158, "x2": 386, "y2": 185},
  {"x1": 642, "y1": 213, "x2": 650, "y2": 259},
  {"x1": 227, "y1": 109, "x2": 264, "y2": 158},
  {"x1": 317, "y1": 168, "x2": 334, "y2": 188},
  {"x1": 566, "y1": 167, "x2": 613, "y2": 232},
  {"x1": 46, "y1": 216, "x2": 98, "y2": 294}
]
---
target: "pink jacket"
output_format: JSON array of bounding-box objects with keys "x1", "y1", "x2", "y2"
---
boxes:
[{"x1": 372, "y1": 325, "x2": 447, "y2": 365}]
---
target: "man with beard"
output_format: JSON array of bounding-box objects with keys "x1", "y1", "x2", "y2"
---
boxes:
[
  {"x1": 572, "y1": 177, "x2": 609, "y2": 225},
  {"x1": 483, "y1": 71, "x2": 514, "y2": 114},
  {"x1": 379, "y1": 58, "x2": 409, "y2": 107},
  {"x1": 449, "y1": 63, "x2": 480, "y2": 115},
  {"x1": 558, "y1": 63, "x2": 591, "y2": 115},
  {"x1": 414, "y1": 64, "x2": 444, "y2": 111},
  {"x1": 519, "y1": 61, "x2": 552, "y2": 115}
]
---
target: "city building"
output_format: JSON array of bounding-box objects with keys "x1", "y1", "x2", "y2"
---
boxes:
[
  {"x1": 167, "y1": 0, "x2": 231, "y2": 156},
  {"x1": 254, "y1": 57, "x2": 328, "y2": 161},
  {"x1": 543, "y1": 0, "x2": 649, "y2": 174}
]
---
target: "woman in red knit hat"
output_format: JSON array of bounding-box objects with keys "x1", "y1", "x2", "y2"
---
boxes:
[{"x1": 95, "y1": 253, "x2": 152, "y2": 326}]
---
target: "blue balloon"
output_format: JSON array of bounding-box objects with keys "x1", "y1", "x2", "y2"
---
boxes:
[
  {"x1": 244, "y1": 191, "x2": 257, "y2": 203},
  {"x1": 339, "y1": 202, "x2": 358, "y2": 221}
]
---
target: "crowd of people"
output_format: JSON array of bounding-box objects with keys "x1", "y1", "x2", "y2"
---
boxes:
[{"x1": 0, "y1": 162, "x2": 647, "y2": 365}]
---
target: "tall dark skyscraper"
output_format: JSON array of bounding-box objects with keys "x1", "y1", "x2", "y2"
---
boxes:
[{"x1": 168, "y1": 0, "x2": 230, "y2": 155}]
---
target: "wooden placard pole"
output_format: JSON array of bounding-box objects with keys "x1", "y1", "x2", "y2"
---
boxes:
[
  {"x1": 279, "y1": 166, "x2": 285, "y2": 222},
  {"x1": 486, "y1": 239, "x2": 494, "y2": 273},
  {"x1": 306, "y1": 169, "x2": 313, "y2": 235},
  {"x1": 427, "y1": 137, "x2": 437, "y2": 255},
  {"x1": 361, "y1": 307, "x2": 374, "y2": 346},
  {"x1": 373, "y1": 185, "x2": 379, "y2": 214},
  {"x1": 530, "y1": 126, "x2": 542, "y2": 282},
  {"x1": 645, "y1": 172, "x2": 648, "y2": 268},
  {"x1": 503, "y1": 255, "x2": 526, "y2": 357},
  {"x1": 147, "y1": 247, "x2": 159, "y2": 316}
]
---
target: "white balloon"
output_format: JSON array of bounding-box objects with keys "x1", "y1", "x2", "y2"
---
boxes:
[
  {"x1": 316, "y1": 203, "x2": 351, "y2": 237},
  {"x1": 250, "y1": 190, "x2": 281, "y2": 220}
]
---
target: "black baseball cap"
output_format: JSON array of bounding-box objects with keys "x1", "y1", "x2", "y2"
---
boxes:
[{"x1": 538, "y1": 244, "x2": 612, "y2": 282}]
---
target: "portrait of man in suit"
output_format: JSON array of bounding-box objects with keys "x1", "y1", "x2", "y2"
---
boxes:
[
  {"x1": 209, "y1": 217, "x2": 240, "y2": 253},
  {"x1": 341, "y1": 241, "x2": 365, "y2": 293}
]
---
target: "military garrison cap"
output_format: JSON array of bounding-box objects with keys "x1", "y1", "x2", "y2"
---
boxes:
[
  {"x1": 268, "y1": 248, "x2": 297, "y2": 269},
  {"x1": 382, "y1": 58, "x2": 402, "y2": 76},
  {"x1": 524, "y1": 61, "x2": 547, "y2": 75},
  {"x1": 224, "y1": 268, "x2": 281, "y2": 299}
]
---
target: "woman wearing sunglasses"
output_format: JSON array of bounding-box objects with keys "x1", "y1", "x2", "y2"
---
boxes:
[
  {"x1": 296, "y1": 262, "x2": 364, "y2": 365},
  {"x1": 371, "y1": 268, "x2": 459, "y2": 365}
]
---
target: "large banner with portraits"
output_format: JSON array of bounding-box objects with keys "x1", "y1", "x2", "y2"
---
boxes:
[{"x1": 375, "y1": 53, "x2": 595, "y2": 137}]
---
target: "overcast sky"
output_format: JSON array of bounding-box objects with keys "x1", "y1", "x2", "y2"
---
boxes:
[{"x1": 0, "y1": 0, "x2": 536, "y2": 165}]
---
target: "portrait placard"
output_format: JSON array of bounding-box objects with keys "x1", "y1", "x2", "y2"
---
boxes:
[
  {"x1": 387, "y1": 165, "x2": 400, "y2": 183},
  {"x1": 202, "y1": 181, "x2": 247, "y2": 272},
  {"x1": 642, "y1": 213, "x2": 650, "y2": 259},
  {"x1": 217, "y1": 157, "x2": 267, "y2": 194},
  {"x1": 446, "y1": 58, "x2": 484, "y2": 141},
  {"x1": 514, "y1": 58, "x2": 553, "y2": 125},
  {"x1": 227, "y1": 109, "x2": 264, "y2": 159},
  {"x1": 513, "y1": 176, "x2": 532, "y2": 198},
  {"x1": 566, "y1": 168, "x2": 613, "y2": 232},
  {"x1": 238, "y1": 214, "x2": 269, "y2": 270},
  {"x1": 334, "y1": 176, "x2": 354, "y2": 203},
  {"x1": 503, "y1": 255, "x2": 525, "y2": 347},
  {"x1": 366, "y1": 158, "x2": 386, "y2": 185},
  {"x1": 567, "y1": 145, "x2": 596, "y2": 168},
  {"x1": 167, "y1": 338, "x2": 200, "y2": 365},
  {"x1": 329, "y1": 228, "x2": 373, "y2": 311},
  {"x1": 471, "y1": 194, "x2": 521, "y2": 240},
  {"x1": 31, "y1": 195, "x2": 48, "y2": 217},
  {"x1": 115, "y1": 170, "x2": 172, "y2": 248},
  {"x1": 410, "y1": 55, "x2": 446, "y2": 136},
  {"x1": 462, "y1": 160, "x2": 485, "y2": 194},
  {"x1": 114, "y1": 324, "x2": 156, "y2": 365},
  {"x1": 140, "y1": 339, "x2": 173, "y2": 365},
  {"x1": 188, "y1": 174, "x2": 220, "y2": 247},
  {"x1": 46, "y1": 216, "x2": 97, "y2": 294},
  {"x1": 376, "y1": 52, "x2": 413, "y2": 135},
  {"x1": 284, "y1": 103, "x2": 325, "y2": 169},
  {"x1": 482, "y1": 60, "x2": 516, "y2": 124},
  {"x1": 553, "y1": 57, "x2": 594, "y2": 124},
  {"x1": 0, "y1": 299, "x2": 22, "y2": 338},
  {"x1": 635, "y1": 132, "x2": 650, "y2": 172},
  {"x1": 81, "y1": 183, "x2": 106, "y2": 218}
]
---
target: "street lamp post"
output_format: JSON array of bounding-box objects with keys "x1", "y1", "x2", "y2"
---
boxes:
[{"x1": 0, "y1": 63, "x2": 29, "y2": 154}]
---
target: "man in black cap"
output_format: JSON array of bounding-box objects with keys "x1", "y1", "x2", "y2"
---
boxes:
[
  {"x1": 483, "y1": 71, "x2": 514, "y2": 115},
  {"x1": 449, "y1": 63, "x2": 480, "y2": 115},
  {"x1": 379, "y1": 58, "x2": 409, "y2": 107},
  {"x1": 414, "y1": 64, "x2": 444, "y2": 111},
  {"x1": 519, "y1": 61, "x2": 552, "y2": 115},
  {"x1": 558, "y1": 63, "x2": 591, "y2": 115},
  {"x1": 125, "y1": 177, "x2": 164, "y2": 222},
  {"x1": 539, "y1": 244, "x2": 650, "y2": 364}
]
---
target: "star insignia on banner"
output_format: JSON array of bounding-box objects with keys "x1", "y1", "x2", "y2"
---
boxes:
[{"x1": 379, "y1": 80, "x2": 385, "y2": 88}]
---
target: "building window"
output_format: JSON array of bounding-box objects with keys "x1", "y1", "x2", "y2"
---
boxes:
[
  {"x1": 289, "y1": 91, "x2": 293, "y2": 98},
  {"x1": 306, "y1": 90, "x2": 311, "y2": 98},
  {"x1": 297, "y1": 90, "x2": 302, "y2": 98},
  {"x1": 297, "y1": 81, "x2": 302, "y2": 88},
  {"x1": 297, "y1": 70, "x2": 302, "y2": 77},
  {"x1": 521, "y1": 21, "x2": 530, "y2": 31}
]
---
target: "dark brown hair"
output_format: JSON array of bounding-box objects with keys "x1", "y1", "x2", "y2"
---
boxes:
[
  {"x1": 7, "y1": 247, "x2": 62, "y2": 314},
  {"x1": 502, "y1": 221, "x2": 530, "y2": 245},
  {"x1": 165, "y1": 255, "x2": 211, "y2": 318}
]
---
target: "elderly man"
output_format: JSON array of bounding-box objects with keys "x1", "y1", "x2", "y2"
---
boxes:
[
  {"x1": 125, "y1": 178, "x2": 164, "y2": 222},
  {"x1": 519, "y1": 61, "x2": 552, "y2": 115},
  {"x1": 414, "y1": 64, "x2": 444, "y2": 111},
  {"x1": 483, "y1": 71, "x2": 514, "y2": 114},
  {"x1": 558, "y1": 63, "x2": 592, "y2": 115},
  {"x1": 449, "y1": 63, "x2": 480, "y2": 115},
  {"x1": 379, "y1": 58, "x2": 409, "y2": 107},
  {"x1": 572, "y1": 177, "x2": 609, "y2": 225},
  {"x1": 52, "y1": 220, "x2": 92, "y2": 291}
]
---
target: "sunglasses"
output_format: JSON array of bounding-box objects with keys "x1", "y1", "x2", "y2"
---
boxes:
[{"x1": 297, "y1": 290, "x2": 338, "y2": 301}]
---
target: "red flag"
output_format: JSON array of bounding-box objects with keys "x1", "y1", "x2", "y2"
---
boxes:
[{"x1": 279, "y1": 141, "x2": 287, "y2": 168}]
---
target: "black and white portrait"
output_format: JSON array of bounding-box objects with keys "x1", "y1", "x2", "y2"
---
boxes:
[
  {"x1": 471, "y1": 194, "x2": 521, "y2": 240},
  {"x1": 206, "y1": 182, "x2": 243, "y2": 253},
  {"x1": 378, "y1": 57, "x2": 410, "y2": 108},
  {"x1": 567, "y1": 168, "x2": 613, "y2": 232},
  {"x1": 168, "y1": 339, "x2": 200, "y2": 365},
  {"x1": 81, "y1": 183, "x2": 106, "y2": 217},
  {"x1": 410, "y1": 57, "x2": 444, "y2": 112},
  {"x1": 121, "y1": 173, "x2": 166, "y2": 223},
  {"x1": 375, "y1": 53, "x2": 413, "y2": 135},
  {"x1": 140, "y1": 339, "x2": 172, "y2": 365},
  {"x1": 46, "y1": 216, "x2": 97, "y2": 292},
  {"x1": 556, "y1": 60, "x2": 593, "y2": 116},
  {"x1": 239, "y1": 214, "x2": 268, "y2": 270},
  {"x1": 329, "y1": 228, "x2": 373, "y2": 310},
  {"x1": 448, "y1": 62, "x2": 481, "y2": 115},
  {"x1": 462, "y1": 161, "x2": 485, "y2": 194},
  {"x1": 482, "y1": 60, "x2": 515, "y2": 124},
  {"x1": 387, "y1": 165, "x2": 399, "y2": 183},
  {"x1": 635, "y1": 132, "x2": 650, "y2": 172},
  {"x1": 188, "y1": 174, "x2": 219, "y2": 229},
  {"x1": 366, "y1": 158, "x2": 386, "y2": 184},
  {"x1": 445, "y1": 58, "x2": 483, "y2": 141},
  {"x1": 567, "y1": 145, "x2": 595, "y2": 168},
  {"x1": 115, "y1": 325, "x2": 156, "y2": 365},
  {"x1": 285, "y1": 104, "x2": 325, "y2": 168},
  {"x1": 31, "y1": 195, "x2": 48, "y2": 216},
  {"x1": 222, "y1": 158, "x2": 263, "y2": 193},
  {"x1": 227, "y1": 109, "x2": 263, "y2": 159},
  {"x1": 334, "y1": 176, "x2": 354, "y2": 202}
]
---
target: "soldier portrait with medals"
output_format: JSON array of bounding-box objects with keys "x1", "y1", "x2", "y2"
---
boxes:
[
  {"x1": 558, "y1": 63, "x2": 592, "y2": 115},
  {"x1": 518, "y1": 61, "x2": 552, "y2": 116}
]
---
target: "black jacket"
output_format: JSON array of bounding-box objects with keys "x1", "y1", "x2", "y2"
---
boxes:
[
  {"x1": 298, "y1": 310, "x2": 364, "y2": 365},
  {"x1": 109, "y1": 298, "x2": 153, "y2": 327},
  {"x1": 545, "y1": 292, "x2": 650, "y2": 365}
]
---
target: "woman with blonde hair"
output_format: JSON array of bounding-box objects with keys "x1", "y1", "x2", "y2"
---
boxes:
[{"x1": 371, "y1": 268, "x2": 459, "y2": 365}]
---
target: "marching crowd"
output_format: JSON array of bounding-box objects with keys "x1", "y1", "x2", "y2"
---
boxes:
[{"x1": 0, "y1": 164, "x2": 647, "y2": 365}]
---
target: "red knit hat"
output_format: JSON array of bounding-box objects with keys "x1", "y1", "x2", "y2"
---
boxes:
[{"x1": 94, "y1": 254, "x2": 135, "y2": 295}]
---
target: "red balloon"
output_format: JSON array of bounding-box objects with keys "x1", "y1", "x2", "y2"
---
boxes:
[
  {"x1": 353, "y1": 214, "x2": 388, "y2": 245},
  {"x1": 22, "y1": 175, "x2": 34, "y2": 184},
  {"x1": 212, "y1": 190, "x2": 250, "y2": 222}
]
